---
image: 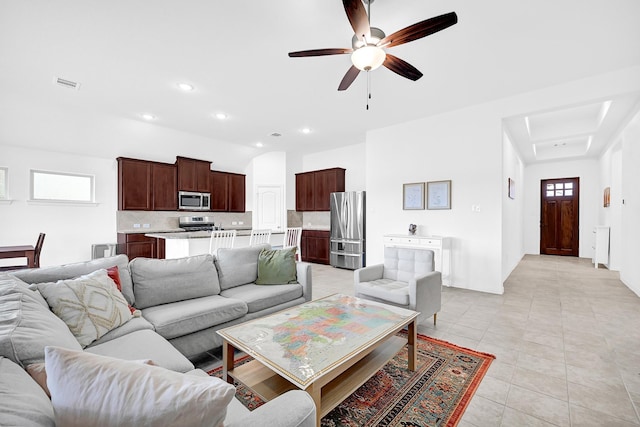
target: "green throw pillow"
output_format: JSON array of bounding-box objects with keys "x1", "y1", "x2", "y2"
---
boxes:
[{"x1": 255, "y1": 247, "x2": 297, "y2": 285}]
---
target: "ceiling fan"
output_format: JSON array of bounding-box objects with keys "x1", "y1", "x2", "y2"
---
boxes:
[{"x1": 288, "y1": 0, "x2": 458, "y2": 91}]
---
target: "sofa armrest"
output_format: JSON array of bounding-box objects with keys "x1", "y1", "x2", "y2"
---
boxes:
[
  {"x1": 226, "y1": 390, "x2": 316, "y2": 427},
  {"x1": 296, "y1": 262, "x2": 312, "y2": 301},
  {"x1": 409, "y1": 271, "x2": 442, "y2": 321},
  {"x1": 354, "y1": 264, "x2": 384, "y2": 284}
]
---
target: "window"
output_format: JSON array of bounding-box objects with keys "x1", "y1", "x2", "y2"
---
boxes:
[
  {"x1": 31, "y1": 170, "x2": 94, "y2": 202},
  {"x1": 546, "y1": 181, "x2": 573, "y2": 198},
  {"x1": 0, "y1": 168, "x2": 6, "y2": 199}
]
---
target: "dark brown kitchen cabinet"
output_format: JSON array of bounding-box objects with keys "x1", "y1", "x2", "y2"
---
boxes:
[
  {"x1": 295, "y1": 168, "x2": 345, "y2": 211},
  {"x1": 176, "y1": 157, "x2": 211, "y2": 193},
  {"x1": 210, "y1": 171, "x2": 246, "y2": 212},
  {"x1": 118, "y1": 158, "x2": 152, "y2": 211},
  {"x1": 210, "y1": 171, "x2": 229, "y2": 211},
  {"x1": 117, "y1": 233, "x2": 165, "y2": 260},
  {"x1": 295, "y1": 172, "x2": 314, "y2": 211},
  {"x1": 118, "y1": 157, "x2": 177, "y2": 211},
  {"x1": 301, "y1": 230, "x2": 330, "y2": 264},
  {"x1": 228, "y1": 173, "x2": 246, "y2": 212},
  {"x1": 151, "y1": 162, "x2": 177, "y2": 210}
]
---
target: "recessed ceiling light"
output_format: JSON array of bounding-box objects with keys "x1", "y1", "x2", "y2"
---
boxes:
[
  {"x1": 215, "y1": 113, "x2": 228, "y2": 120},
  {"x1": 256, "y1": 142, "x2": 264, "y2": 148},
  {"x1": 141, "y1": 113, "x2": 156, "y2": 120},
  {"x1": 177, "y1": 82, "x2": 194, "y2": 92},
  {"x1": 301, "y1": 127, "x2": 312, "y2": 134}
]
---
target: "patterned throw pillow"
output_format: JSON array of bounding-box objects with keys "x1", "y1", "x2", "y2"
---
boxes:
[{"x1": 36, "y1": 269, "x2": 133, "y2": 348}]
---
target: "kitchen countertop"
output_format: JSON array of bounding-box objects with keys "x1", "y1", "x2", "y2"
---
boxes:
[
  {"x1": 145, "y1": 229, "x2": 284, "y2": 239},
  {"x1": 302, "y1": 225, "x2": 330, "y2": 231}
]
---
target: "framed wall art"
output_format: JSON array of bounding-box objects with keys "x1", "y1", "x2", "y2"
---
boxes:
[
  {"x1": 403, "y1": 182, "x2": 425, "y2": 210},
  {"x1": 427, "y1": 180, "x2": 451, "y2": 210}
]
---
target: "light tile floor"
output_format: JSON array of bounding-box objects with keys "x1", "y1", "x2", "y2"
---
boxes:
[{"x1": 195, "y1": 255, "x2": 640, "y2": 426}]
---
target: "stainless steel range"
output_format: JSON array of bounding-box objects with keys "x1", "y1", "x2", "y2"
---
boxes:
[{"x1": 179, "y1": 216, "x2": 216, "y2": 231}]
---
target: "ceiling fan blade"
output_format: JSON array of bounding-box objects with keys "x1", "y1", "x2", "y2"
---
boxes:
[
  {"x1": 338, "y1": 65, "x2": 361, "y2": 91},
  {"x1": 288, "y1": 48, "x2": 353, "y2": 57},
  {"x1": 343, "y1": 0, "x2": 371, "y2": 42},
  {"x1": 378, "y1": 12, "x2": 457, "y2": 48},
  {"x1": 383, "y1": 54, "x2": 423, "y2": 81}
]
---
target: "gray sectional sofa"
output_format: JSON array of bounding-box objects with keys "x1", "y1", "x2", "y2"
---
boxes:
[{"x1": 0, "y1": 245, "x2": 315, "y2": 426}]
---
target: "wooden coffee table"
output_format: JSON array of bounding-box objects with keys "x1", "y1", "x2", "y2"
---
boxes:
[{"x1": 217, "y1": 294, "x2": 419, "y2": 426}]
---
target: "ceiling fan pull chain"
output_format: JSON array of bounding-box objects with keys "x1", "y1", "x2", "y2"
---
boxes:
[{"x1": 366, "y1": 70, "x2": 371, "y2": 110}]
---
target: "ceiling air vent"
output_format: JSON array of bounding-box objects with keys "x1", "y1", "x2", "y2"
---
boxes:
[{"x1": 53, "y1": 77, "x2": 81, "y2": 90}]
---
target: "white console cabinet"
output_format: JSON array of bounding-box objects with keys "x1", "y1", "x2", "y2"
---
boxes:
[
  {"x1": 592, "y1": 226, "x2": 610, "y2": 269},
  {"x1": 383, "y1": 234, "x2": 452, "y2": 286}
]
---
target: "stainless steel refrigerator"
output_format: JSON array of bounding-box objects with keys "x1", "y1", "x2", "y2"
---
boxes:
[{"x1": 330, "y1": 191, "x2": 365, "y2": 270}]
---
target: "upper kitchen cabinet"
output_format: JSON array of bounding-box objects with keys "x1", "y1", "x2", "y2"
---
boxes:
[
  {"x1": 228, "y1": 173, "x2": 246, "y2": 212},
  {"x1": 118, "y1": 157, "x2": 177, "y2": 211},
  {"x1": 151, "y1": 162, "x2": 177, "y2": 210},
  {"x1": 210, "y1": 171, "x2": 228, "y2": 211},
  {"x1": 176, "y1": 157, "x2": 211, "y2": 193},
  {"x1": 295, "y1": 167, "x2": 345, "y2": 211},
  {"x1": 210, "y1": 170, "x2": 246, "y2": 212},
  {"x1": 118, "y1": 157, "x2": 152, "y2": 210}
]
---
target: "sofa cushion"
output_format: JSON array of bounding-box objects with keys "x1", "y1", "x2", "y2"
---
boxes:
[
  {"x1": 0, "y1": 293, "x2": 82, "y2": 367},
  {"x1": 0, "y1": 274, "x2": 49, "y2": 308},
  {"x1": 36, "y1": 269, "x2": 134, "y2": 348},
  {"x1": 85, "y1": 329, "x2": 194, "y2": 373},
  {"x1": 0, "y1": 356, "x2": 55, "y2": 426},
  {"x1": 220, "y1": 283, "x2": 304, "y2": 313},
  {"x1": 355, "y1": 278, "x2": 410, "y2": 306},
  {"x1": 130, "y1": 255, "x2": 220, "y2": 309},
  {"x1": 382, "y1": 247, "x2": 434, "y2": 282},
  {"x1": 255, "y1": 247, "x2": 298, "y2": 285},
  {"x1": 215, "y1": 244, "x2": 269, "y2": 290},
  {"x1": 44, "y1": 346, "x2": 235, "y2": 427},
  {"x1": 11, "y1": 255, "x2": 135, "y2": 306},
  {"x1": 89, "y1": 316, "x2": 154, "y2": 347},
  {"x1": 142, "y1": 295, "x2": 247, "y2": 340}
]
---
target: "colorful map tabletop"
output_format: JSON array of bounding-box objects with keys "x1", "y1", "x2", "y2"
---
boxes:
[{"x1": 218, "y1": 294, "x2": 418, "y2": 388}]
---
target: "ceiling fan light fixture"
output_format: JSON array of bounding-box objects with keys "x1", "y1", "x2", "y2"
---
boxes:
[{"x1": 351, "y1": 45, "x2": 386, "y2": 71}]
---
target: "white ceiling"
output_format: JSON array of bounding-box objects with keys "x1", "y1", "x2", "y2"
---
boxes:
[{"x1": 1, "y1": 0, "x2": 639, "y2": 163}]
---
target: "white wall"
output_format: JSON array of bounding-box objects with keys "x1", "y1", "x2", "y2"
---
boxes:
[
  {"x1": 0, "y1": 145, "x2": 117, "y2": 266},
  {"x1": 619, "y1": 111, "x2": 640, "y2": 295},
  {"x1": 523, "y1": 159, "x2": 599, "y2": 258},
  {"x1": 367, "y1": 105, "x2": 504, "y2": 294},
  {"x1": 300, "y1": 143, "x2": 367, "y2": 192},
  {"x1": 502, "y1": 130, "x2": 525, "y2": 280}
]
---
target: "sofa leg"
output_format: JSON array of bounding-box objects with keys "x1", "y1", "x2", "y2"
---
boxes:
[{"x1": 433, "y1": 312, "x2": 437, "y2": 326}]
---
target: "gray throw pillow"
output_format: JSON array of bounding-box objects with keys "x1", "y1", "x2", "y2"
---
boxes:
[{"x1": 255, "y1": 247, "x2": 298, "y2": 285}]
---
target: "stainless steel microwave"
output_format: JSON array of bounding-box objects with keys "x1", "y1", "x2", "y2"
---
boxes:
[{"x1": 178, "y1": 191, "x2": 210, "y2": 211}]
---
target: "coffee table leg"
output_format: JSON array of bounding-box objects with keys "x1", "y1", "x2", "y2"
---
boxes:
[
  {"x1": 306, "y1": 384, "x2": 322, "y2": 427},
  {"x1": 407, "y1": 319, "x2": 417, "y2": 371},
  {"x1": 222, "y1": 341, "x2": 235, "y2": 384}
]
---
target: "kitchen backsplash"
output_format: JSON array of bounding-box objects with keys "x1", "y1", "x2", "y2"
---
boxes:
[
  {"x1": 302, "y1": 211, "x2": 330, "y2": 229},
  {"x1": 117, "y1": 211, "x2": 252, "y2": 232}
]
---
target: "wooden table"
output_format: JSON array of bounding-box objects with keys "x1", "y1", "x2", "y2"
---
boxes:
[
  {"x1": 0, "y1": 245, "x2": 35, "y2": 268},
  {"x1": 218, "y1": 294, "x2": 418, "y2": 426}
]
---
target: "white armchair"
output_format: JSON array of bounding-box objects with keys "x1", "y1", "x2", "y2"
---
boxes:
[{"x1": 354, "y1": 247, "x2": 442, "y2": 325}]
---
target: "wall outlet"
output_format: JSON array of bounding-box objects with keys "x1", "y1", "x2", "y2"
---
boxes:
[
  {"x1": 133, "y1": 223, "x2": 141, "y2": 228},
  {"x1": 142, "y1": 223, "x2": 150, "y2": 228},
  {"x1": 232, "y1": 221, "x2": 238, "y2": 225},
  {"x1": 239, "y1": 221, "x2": 244, "y2": 225}
]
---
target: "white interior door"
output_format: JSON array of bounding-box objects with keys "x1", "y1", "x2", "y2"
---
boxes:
[{"x1": 256, "y1": 186, "x2": 283, "y2": 232}]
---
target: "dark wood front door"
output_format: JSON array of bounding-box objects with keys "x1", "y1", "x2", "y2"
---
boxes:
[{"x1": 540, "y1": 177, "x2": 579, "y2": 256}]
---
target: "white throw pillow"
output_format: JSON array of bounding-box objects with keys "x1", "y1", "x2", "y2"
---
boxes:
[
  {"x1": 44, "y1": 346, "x2": 235, "y2": 427},
  {"x1": 36, "y1": 269, "x2": 133, "y2": 347}
]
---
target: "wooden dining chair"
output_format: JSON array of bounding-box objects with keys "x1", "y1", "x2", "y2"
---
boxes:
[{"x1": 0, "y1": 232, "x2": 46, "y2": 271}]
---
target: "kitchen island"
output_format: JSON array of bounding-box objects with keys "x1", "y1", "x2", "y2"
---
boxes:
[{"x1": 145, "y1": 229, "x2": 284, "y2": 259}]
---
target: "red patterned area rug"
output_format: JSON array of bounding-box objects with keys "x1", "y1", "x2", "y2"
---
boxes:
[{"x1": 210, "y1": 332, "x2": 495, "y2": 427}]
